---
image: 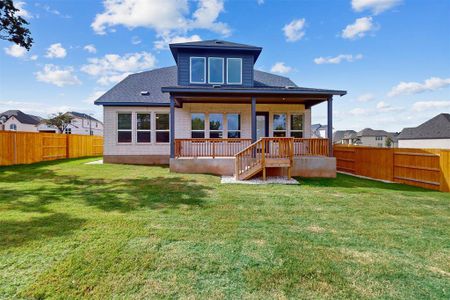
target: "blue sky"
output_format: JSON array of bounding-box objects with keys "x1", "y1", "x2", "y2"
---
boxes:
[{"x1": 0, "y1": 0, "x2": 449, "y2": 131}]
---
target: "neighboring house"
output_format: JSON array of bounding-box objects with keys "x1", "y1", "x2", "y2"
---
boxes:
[
  {"x1": 398, "y1": 113, "x2": 450, "y2": 149},
  {"x1": 95, "y1": 40, "x2": 346, "y2": 179},
  {"x1": 355, "y1": 128, "x2": 398, "y2": 148},
  {"x1": 0, "y1": 110, "x2": 41, "y2": 132},
  {"x1": 333, "y1": 130, "x2": 357, "y2": 145},
  {"x1": 311, "y1": 124, "x2": 328, "y2": 138},
  {"x1": 64, "y1": 112, "x2": 103, "y2": 136},
  {"x1": 37, "y1": 111, "x2": 104, "y2": 136}
]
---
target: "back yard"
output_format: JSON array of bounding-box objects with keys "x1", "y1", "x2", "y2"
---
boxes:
[{"x1": 0, "y1": 158, "x2": 449, "y2": 299}]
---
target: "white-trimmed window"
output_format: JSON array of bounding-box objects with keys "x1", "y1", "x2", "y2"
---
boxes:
[
  {"x1": 156, "y1": 113, "x2": 170, "y2": 143},
  {"x1": 273, "y1": 113, "x2": 287, "y2": 137},
  {"x1": 227, "y1": 58, "x2": 242, "y2": 84},
  {"x1": 9, "y1": 124, "x2": 17, "y2": 131},
  {"x1": 190, "y1": 57, "x2": 206, "y2": 84},
  {"x1": 65, "y1": 128, "x2": 72, "y2": 134},
  {"x1": 117, "y1": 113, "x2": 132, "y2": 143},
  {"x1": 209, "y1": 113, "x2": 223, "y2": 138},
  {"x1": 290, "y1": 114, "x2": 304, "y2": 138},
  {"x1": 208, "y1": 57, "x2": 224, "y2": 84},
  {"x1": 227, "y1": 113, "x2": 241, "y2": 138},
  {"x1": 191, "y1": 113, "x2": 205, "y2": 138},
  {"x1": 136, "y1": 113, "x2": 151, "y2": 143}
]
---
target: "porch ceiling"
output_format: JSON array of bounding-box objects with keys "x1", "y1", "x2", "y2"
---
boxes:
[{"x1": 170, "y1": 94, "x2": 331, "y2": 108}]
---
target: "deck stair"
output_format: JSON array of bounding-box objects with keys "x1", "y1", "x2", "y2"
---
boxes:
[{"x1": 234, "y1": 138, "x2": 294, "y2": 180}]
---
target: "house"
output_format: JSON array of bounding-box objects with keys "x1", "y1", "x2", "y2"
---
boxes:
[
  {"x1": 354, "y1": 128, "x2": 398, "y2": 148},
  {"x1": 311, "y1": 123, "x2": 328, "y2": 138},
  {"x1": 95, "y1": 40, "x2": 346, "y2": 179},
  {"x1": 333, "y1": 130, "x2": 357, "y2": 145},
  {"x1": 0, "y1": 110, "x2": 41, "y2": 132},
  {"x1": 398, "y1": 113, "x2": 450, "y2": 149},
  {"x1": 37, "y1": 111, "x2": 104, "y2": 136}
]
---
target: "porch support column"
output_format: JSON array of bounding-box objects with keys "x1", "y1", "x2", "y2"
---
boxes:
[
  {"x1": 251, "y1": 96, "x2": 256, "y2": 142},
  {"x1": 327, "y1": 96, "x2": 333, "y2": 157},
  {"x1": 170, "y1": 95, "x2": 175, "y2": 159}
]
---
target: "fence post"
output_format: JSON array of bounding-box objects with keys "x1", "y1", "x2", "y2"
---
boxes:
[
  {"x1": 440, "y1": 150, "x2": 450, "y2": 192},
  {"x1": 66, "y1": 134, "x2": 69, "y2": 159},
  {"x1": 13, "y1": 132, "x2": 17, "y2": 164}
]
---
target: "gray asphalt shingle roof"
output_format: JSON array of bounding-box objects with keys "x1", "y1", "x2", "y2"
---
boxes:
[
  {"x1": 68, "y1": 111, "x2": 102, "y2": 124},
  {"x1": 398, "y1": 113, "x2": 450, "y2": 139},
  {"x1": 94, "y1": 66, "x2": 335, "y2": 105},
  {"x1": 0, "y1": 110, "x2": 42, "y2": 125}
]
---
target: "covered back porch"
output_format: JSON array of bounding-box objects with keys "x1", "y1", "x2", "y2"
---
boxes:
[{"x1": 163, "y1": 87, "x2": 345, "y2": 179}]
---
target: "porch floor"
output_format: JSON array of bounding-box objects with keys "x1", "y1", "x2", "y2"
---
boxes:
[{"x1": 221, "y1": 176, "x2": 299, "y2": 185}]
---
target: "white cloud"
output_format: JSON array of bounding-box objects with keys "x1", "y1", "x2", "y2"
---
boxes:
[
  {"x1": 30, "y1": 54, "x2": 38, "y2": 60},
  {"x1": 349, "y1": 107, "x2": 370, "y2": 116},
  {"x1": 352, "y1": 0, "x2": 402, "y2": 14},
  {"x1": 46, "y1": 43, "x2": 67, "y2": 58},
  {"x1": 388, "y1": 77, "x2": 450, "y2": 97},
  {"x1": 270, "y1": 62, "x2": 292, "y2": 74},
  {"x1": 341, "y1": 16, "x2": 375, "y2": 39},
  {"x1": 81, "y1": 51, "x2": 156, "y2": 85},
  {"x1": 376, "y1": 101, "x2": 401, "y2": 112},
  {"x1": 357, "y1": 93, "x2": 375, "y2": 102},
  {"x1": 4, "y1": 44, "x2": 27, "y2": 58},
  {"x1": 84, "y1": 91, "x2": 107, "y2": 104},
  {"x1": 15, "y1": 1, "x2": 31, "y2": 18},
  {"x1": 91, "y1": 0, "x2": 230, "y2": 39},
  {"x1": 257, "y1": 0, "x2": 264, "y2": 4},
  {"x1": 412, "y1": 101, "x2": 450, "y2": 112},
  {"x1": 283, "y1": 18, "x2": 306, "y2": 42},
  {"x1": 35, "y1": 64, "x2": 81, "y2": 87},
  {"x1": 131, "y1": 36, "x2": 142, "y2": 45},
  {"x1": 84, "y1": 44, "x2": 97, "y2": 53},
  {"x1": 154, "y1": 33, "x2": 201, "y2": 50},
  {"x1": 35, "y1": 3, "x2": 70, "y2": 18},
  {"x1": 314, "y1": 54, "x2": 363, "y2": 64}
]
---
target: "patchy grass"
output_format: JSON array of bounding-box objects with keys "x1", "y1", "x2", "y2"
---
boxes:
[{"x1": 0, "y1": 158, "x2": 449, "y2": 299}]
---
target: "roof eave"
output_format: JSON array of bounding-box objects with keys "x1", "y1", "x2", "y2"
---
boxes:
[
  {"x1": 161, "y1": 87, "x2": 347, "y2": 96},
  {"x1": 95, "y1": 101, "x2": 170, "y2": 107}
]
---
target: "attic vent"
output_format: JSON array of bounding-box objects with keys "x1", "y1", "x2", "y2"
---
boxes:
[
  {"x1": 215, "y1": 41, "x2": 224, "y2": 44},
  {"x1": 285, "y1": 86, "x2": 296, "y2": 90},
  {"x1": 140, "y1": 91, "x2": 150, "y2": 96}
]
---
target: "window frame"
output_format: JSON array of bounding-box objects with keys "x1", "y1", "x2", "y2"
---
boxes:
[
  {"x1": 117, "y1": 112, "x2": 133, "y2": 144},
  {"x1": 9, "y1": 124, "x2": 17, "y2": 131},
  {"x1": 190, "y1": 56, "x2": 206, "y2": 84},
  {"x1": 155, "y1": 112, "x2": 170, "y2": 144},
  {"x1": 208, "y1": 57, "x2": 224, "y2": 84},
  {"x1": 272, "y1": 113, "x2": 287, "y2": 137},
  {"x1": 290, "y1": 113, "x2": 304, "y2": 138},
  {"x1": 64, "y1": 127, "x2": 72, "y2": 134},
  {"x1": 209, "y1": 113, "x2": 224, "y2": 139},
  {"x1": 191, "y1": 113, "x2": 206, "y2": 138},
  {"x1": 136, "y1": 112, "x2": 151, "y2": 144},
  {"x1": 226, "y1": 58, "x2": 242, "y2": 85},
  {"x1": 226, "y1": 113, "x2": 241, "y2": 138}
]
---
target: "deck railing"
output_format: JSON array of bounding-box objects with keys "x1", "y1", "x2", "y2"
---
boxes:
[
  {"x1": 234, "y1": 139, "x2": 265, "y2": 178},
  {"x1": 175, "y1": 138, "x2": 329, "y2": 158},
  {"x1": 293, "y1": 138, "x2": 329, "y2": 157},
  {"x1": 175, "y1": 138, "x2": 252, "y2": 158}
]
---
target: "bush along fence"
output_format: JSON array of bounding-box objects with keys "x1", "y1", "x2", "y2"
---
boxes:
[
  {"x1": 0, "y1": 131, "x2": 103, "y2": 166},
  {"x1": 334, "y1": 145, "x2": 450, "y2": 192}
]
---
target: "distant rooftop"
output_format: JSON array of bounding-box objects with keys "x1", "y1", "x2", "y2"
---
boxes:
[
  {"x1": 398, "y1": 113, "x2": 450, "y2": 140},
  {"x1": 0, "y1": 110, "x2": 42, "y2": 125}
]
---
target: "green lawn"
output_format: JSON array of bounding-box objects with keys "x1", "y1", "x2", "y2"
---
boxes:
[{"x1": 0, "y1": 158, "x2": 449, "y2": 299}]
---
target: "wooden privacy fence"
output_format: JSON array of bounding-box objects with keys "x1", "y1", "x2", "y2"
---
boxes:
[
  {"x1": 334, "y1": 145, "x2": 450, "y2": 192},
  {"x1": 0, "y1": 131, "x2": 103, "y2": 166}
]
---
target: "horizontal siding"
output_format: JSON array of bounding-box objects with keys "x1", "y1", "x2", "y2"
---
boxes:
[
  {"x1": 178, "y1": 51, "x2": 254, "y2": 87},
  {"x1": 104, "y1": 104, "x2": 309, "y2": 156}
]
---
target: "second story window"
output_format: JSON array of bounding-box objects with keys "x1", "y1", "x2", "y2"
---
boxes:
[
  {"x1": 227, "y1": 58, "x2": 242, "y2": 84},
  {"x1": 190, "y1": 57, "x2": 206, "y2": 84},
  {"x1": 208, "y1": 57, "x2": 224, "y2": 84}
]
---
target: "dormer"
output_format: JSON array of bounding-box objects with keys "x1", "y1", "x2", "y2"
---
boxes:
[{"x1": 169, "y1": 40, "x2": 262, "y2": 87}]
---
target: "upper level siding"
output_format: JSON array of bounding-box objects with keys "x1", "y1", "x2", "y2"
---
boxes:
[{"x1": 177, "y1": 50, "x2": 254, "y2": 87}]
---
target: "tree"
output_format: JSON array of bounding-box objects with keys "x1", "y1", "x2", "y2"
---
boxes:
[
  {"x1": 45, "y1": 113, "x2": 74, "y2": 134},
  {"x1": 0, "y1": 0, "x2": 33, "y2": 50},
  {"x1": 385, "y1": 137, "x2": 393, "y2": 148}
]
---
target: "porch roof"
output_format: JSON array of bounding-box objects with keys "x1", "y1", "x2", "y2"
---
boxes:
[{"x1": 162, "y1": 86, "x2": 346, "y2": 107}]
